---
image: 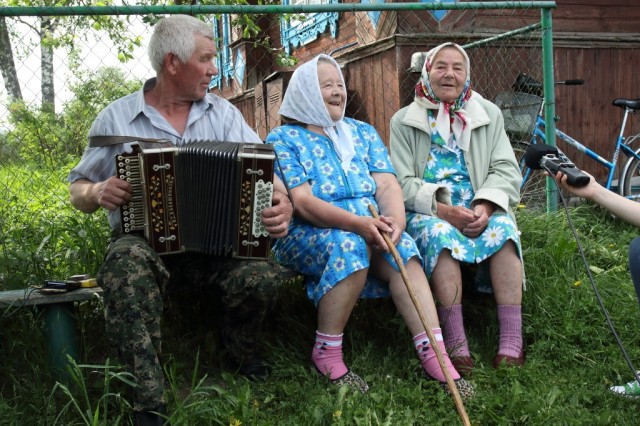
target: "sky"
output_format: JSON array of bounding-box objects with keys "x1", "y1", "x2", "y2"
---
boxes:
[{"x1": 0, "y1": 15, "x2": 154, "y2": 123}]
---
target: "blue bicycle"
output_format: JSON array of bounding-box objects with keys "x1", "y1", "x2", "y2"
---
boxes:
[{"x1": 496, "y1": 74, "x2": 640, "y2": 207}]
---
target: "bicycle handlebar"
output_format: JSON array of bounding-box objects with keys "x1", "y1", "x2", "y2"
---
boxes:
[
  {"x1": 556, "y1": 79, "x2": 584, "y2": 86},
  {"x1": 512, "y1": 73, "x2": 584, "y2": 96}
]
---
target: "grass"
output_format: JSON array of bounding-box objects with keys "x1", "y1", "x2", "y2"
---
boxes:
[{"x1": 2, "y1": 163, "x2": 640, "y2": 424}]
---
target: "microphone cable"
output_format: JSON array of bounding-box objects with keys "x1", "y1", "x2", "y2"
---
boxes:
[{"x1": 542, "y1": 166, "x2": 640, "y2": 387}]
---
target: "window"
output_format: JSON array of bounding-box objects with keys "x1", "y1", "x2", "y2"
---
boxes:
[
  {"x1": 361, "y1": 0, "x2": 383, "y2": 28},
  {"x1": 234, "y1": 48, "x2": 245, "y2": 87},
  {"x1": 422, "y1": 0, "x2": 457, "y2": 22},
  {"x1": 361, "y1": 0, "x2": 457, "y2": 29},
  {"x1": 280, "y1": 0, "x2": 339, "y2": 54},
  {"x1": 209, "y1": 15, "x2": 237, "y2": 90}
]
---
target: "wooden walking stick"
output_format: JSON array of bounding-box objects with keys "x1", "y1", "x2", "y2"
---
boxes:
[{"x1": 368, "y1": 204, "x2": 471, "y2": 426}]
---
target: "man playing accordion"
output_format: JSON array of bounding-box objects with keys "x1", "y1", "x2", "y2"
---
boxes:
[{"x1": 67, "y1": 15, "x2": 293, "y2": 426}]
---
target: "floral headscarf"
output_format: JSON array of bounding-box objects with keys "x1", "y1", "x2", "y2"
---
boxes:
[
  {"x1": 278, "y1": 54, "x2": 355, "y2": 171},
  {"x1": 415, "y1": 42, "x2": 473, "y2": 150}
]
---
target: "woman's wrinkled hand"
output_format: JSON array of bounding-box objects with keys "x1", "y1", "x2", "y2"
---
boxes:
[
  {"x1": 463, "y1": 201, "x2": 495, "y2": 238},
  {"x1": 438, "y1": 204, "x2": 476, "y2": 233},
  {"x1": 353, "y1": 216, "x2": 394, "y2": 252},
  {"x1": 378, "y1": 214, "x2": 404, "y2": 245},
  {"x1": 439, "y1": 202, "x2": 496, "y2": 238}
]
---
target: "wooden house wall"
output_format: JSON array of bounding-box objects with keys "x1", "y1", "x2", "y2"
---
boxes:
[
  {"x1": 397, "y1": 0, "x2": 640, "y2": 35},
  {"x1": 551, "y1": 0, "x2": 640, "y2": 33},
  {"x1": 231, "y1": 92, "x2": 257, "y2": 130},
  {"x1": 394, "y1": 41, "x2": 543, "y2": 105},
  {"x1": 223, "y1": 1, "x2": 640, "y2": 183},
  {"x1": 247, "y1": 9, "x2": 363, "y2": 139},
  {"x1": 343, "y1": 49, "x2": 400, "y2": 145},
  {"x1": 552, "y1": 45, "x2": 640, "y2": 180}
]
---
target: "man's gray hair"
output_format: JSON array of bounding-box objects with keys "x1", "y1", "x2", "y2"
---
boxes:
[{"x1": 148, "y1": 15, "x2": 215, "y2": 73}]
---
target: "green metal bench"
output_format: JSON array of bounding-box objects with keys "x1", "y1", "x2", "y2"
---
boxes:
[{"x1": 0, "y1": 287, "x2": 104, "y2": 382}]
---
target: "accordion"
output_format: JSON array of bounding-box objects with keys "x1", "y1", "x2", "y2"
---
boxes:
[{"x1": 115, "y1": 140, "x2": 275, "y2": 259}]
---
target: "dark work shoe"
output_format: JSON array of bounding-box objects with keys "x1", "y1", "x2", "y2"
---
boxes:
[
  {"x1": 240, "y1": 360, "x2": 272, "y2": 381},
  {"x1": 229, "y1": 357, "x2": 272, "y2": 381},
  {"x1": 134, "y1": 405, "x2": 168, "y2": 426}
]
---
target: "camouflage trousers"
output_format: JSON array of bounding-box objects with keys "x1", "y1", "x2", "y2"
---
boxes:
[{"x1": 97, "y1": 232, "x2": 288, "y2": 411}]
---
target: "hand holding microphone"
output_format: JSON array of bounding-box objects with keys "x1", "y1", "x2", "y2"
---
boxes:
[{"x1": 523, "y1": 143, "x2": 591, "y2": 188}]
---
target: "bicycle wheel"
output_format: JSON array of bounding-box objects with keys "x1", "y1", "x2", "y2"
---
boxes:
[
  {"x1": 621, "y1": 147, "x2": 640, "y2": 201},
  {"x1": 512, "y1": 141, "x2": 549, "y2": 209}
]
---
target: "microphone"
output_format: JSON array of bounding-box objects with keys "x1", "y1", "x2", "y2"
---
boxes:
[{"x1": 523, "y1": 143, "x2": 591, "y2": 187}]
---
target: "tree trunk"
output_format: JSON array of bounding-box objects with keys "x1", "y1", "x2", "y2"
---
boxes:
[
  {"x1": 40, "y1": 17, "x2": 55, "y2": 111},
  {"x1": 0, "y1": 16, "x2": 23, "y2": 101}
]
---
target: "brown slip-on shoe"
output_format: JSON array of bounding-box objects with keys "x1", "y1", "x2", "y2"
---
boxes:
[
  {"x1": 493, "y1": 351, "x2": 526, "y2": 368},
  {"x1": 452, "y1": 355, "x2": 474, "y2": 377}
]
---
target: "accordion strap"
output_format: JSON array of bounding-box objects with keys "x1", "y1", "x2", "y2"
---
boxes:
[{"x1": 88, "y1": 135, "x2": 172, "y2": 148}]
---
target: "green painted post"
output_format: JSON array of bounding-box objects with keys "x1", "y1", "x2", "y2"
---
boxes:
[
  {"x1": 541, "y1": 7, "x2": 557, "y2": 212},
  {"x1": 40, "y1": 303, "x2": 79, "y2": 384}
]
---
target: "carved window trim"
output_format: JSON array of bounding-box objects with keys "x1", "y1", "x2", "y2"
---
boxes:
[
  {"x1": 280, "y1": 0, "x2": 339, "y2": 54},
  {"x1": 423, "y1": 0, "x2": 456, "y2": 23},
  {"x1": 209, "y1": 15, "x2": 236, "y2": 90},
  {"x1": 361, "y1": 0, "x2": 456, "y2": 29}
]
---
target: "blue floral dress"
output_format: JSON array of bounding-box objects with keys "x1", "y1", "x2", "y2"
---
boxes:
[
  {"x1": 267, "y1": 118, "x2": 421, "y2": 306},
  {"x1": 406, "y1": 114, "x2": 521, "y2": 293}
]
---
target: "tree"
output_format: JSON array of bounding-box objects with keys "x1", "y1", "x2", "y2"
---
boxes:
[
  {"x1": 0, "y1": 0, "x2": 143, "y2": 113},
  {"x1": 5, "y1": 66, "x2": 142, "y2": 166},
  {"x1": 0, "y1": 16, "x2": 22, "y2": 101},
  {"x1": 0, "y1": 0, "x2": 291, "y2": 114}
]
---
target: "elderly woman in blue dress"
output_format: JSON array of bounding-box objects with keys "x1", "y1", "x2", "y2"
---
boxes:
[
  {"x1": 390, "y1": 43, "x2": 525, "y2": 375},
  {"x1": 266, "y1": 54, "x2": 473, "y2": 397}
]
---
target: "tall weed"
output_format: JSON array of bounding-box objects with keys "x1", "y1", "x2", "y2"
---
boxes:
[
  {"x1": 51, "y1": 358, "x2": 135, "y2": 426},
  {"x1": 0, "y1": 163, "x2": 109, "y2": 289}
]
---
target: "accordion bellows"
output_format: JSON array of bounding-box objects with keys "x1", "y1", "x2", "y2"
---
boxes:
[{"x1": 116, "y1": 140, "x2": 275, "y2": 259}]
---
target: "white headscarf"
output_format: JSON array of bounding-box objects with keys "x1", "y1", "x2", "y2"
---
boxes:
[{"x1": 278, "y1": 54, "x2": 355, "y2": 171}]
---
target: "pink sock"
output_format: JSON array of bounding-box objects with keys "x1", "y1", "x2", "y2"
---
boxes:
[
  {"x1": 414, "y1": 329, "x2": 460, "y2": 382},
  {"x1": 497, "y1": 304, "x2": 523, "y2": 358},
  {"x1": 437, "y1": 304, "x2": 470, "y2": 358},
  {"x1": 311, "y1": 331, "x2": 348, "y2": 380}
]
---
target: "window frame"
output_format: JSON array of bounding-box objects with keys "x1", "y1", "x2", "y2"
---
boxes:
[
  {"x1": 280, "y1": 0, "x2": 340, "y2": 54},
  {"x1": 209, "y1": 15, "x2": 235, "y2": 90}
]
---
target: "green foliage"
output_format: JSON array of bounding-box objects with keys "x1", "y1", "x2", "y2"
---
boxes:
[
  {"x1": 0, "y1": 163, "x2": 110, "y2": 289},
  {"x1": 3, "y1": 67, "x2": 141, "y2": 167},
  {"x1": 277, "y1": 49, "x2": 299, "y2": 68},
  {"x1": 4, "y1": 101, "x2": 61, "y2": 166},
  {"x1": 3, "y1": 0, "x2": 143, "y2": 66},
  {"x1": 61, "y1": 67, "x2": 143, "y2": 159},
  {"x1": 198, "y1": 0, "x2": 299, "y2": 69},
  {"x1": 2, "y1": 181, "x2": 640, "y2": 424}
]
